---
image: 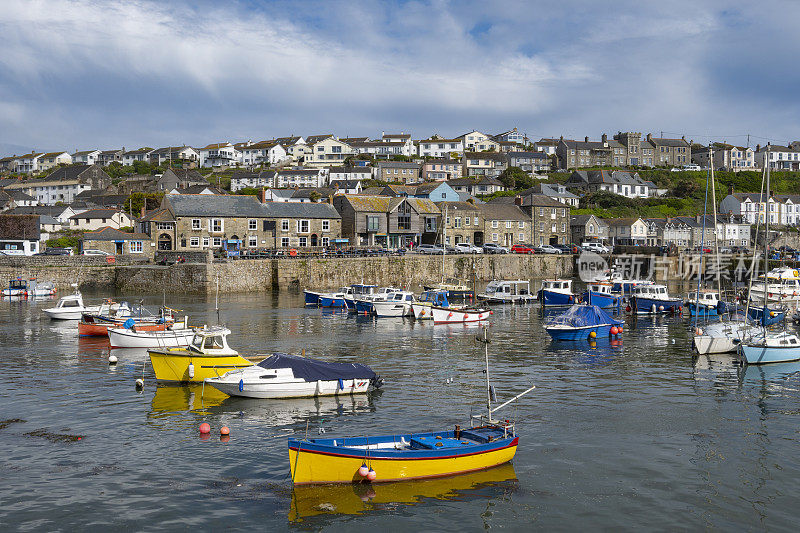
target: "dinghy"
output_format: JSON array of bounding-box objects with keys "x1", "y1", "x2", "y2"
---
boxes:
[
  {"x1": 544, "y1": 304, "x2": 623, "y2": 341},
  {"x1": 204, "y1": 352, "x2": 383, "y2": 399}
]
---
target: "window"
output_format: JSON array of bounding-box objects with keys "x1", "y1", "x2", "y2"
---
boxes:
[
  {"x1": 398, "y1": 214, "x2": 411, "y2": 230},
  {"x1": 297, "y1": 220, "x2": 310, "y2": 233},
  {"x1": 465, "y1": 217, "x2": 470, "y2": 226},
  {"x1": 367, "y1": 215, "x2": 380, "y2": 231},
  {"x1": 212, "y1": 237, "x2": 222, "y2": 247},
  {"x1": 474, "y1": 217, "x2": 479, "y2": 226},
  {"x1": 539, "y1": 208, "x2": 544, "y2": 216},
  {"x1": 210, "y1": 219, "x2": 223, "y2": 232},
  {"x1": 281, "y1": 219, "x2": 289, "y2": 231},
  {"x1": 562, "y1": 208, "x2": 566, "y2": 217},
  {"x1": 129, "y1": 241, "x2": 143, "y2": 253},
  {"x1": 248, "y1": 219, "x2": 257, "y2": 231},
  {"x1": 192, "y1": 219, "x2": 201, "y2": 230},
  {"x1": 539, "y1": 222, "x2": 544, "y2": 231},
  {"x1": 519, "y1": 233, "x2": 524, "y2": 241},
  {"x1": 249, "y1": 236, "x2": 258, "y2": 247},
  {"x1": 492, "y1": 220, "x2": 499, "y2": 228},
  {"x1": 518, "y1": 221, "x2": 524, "y2": 228},
  {"x1": 155, "y1": 222, "x2": 173, "y2": 230},
  {"x1": 299, "y1": 237, "x2": 307, "y2": 247},
  {"x1": 505, "y1": 221, "x2": 513, "y2": 229},
  {"x1": 202, "y1": 237, "x2": 209, "y2": 247},
  {"x1": 281, "y1": 237, "x2": 290, "y2": 247},
  {"x1": 562, "y1": 223, "x2": 566, "y2": 232},
  {"x1": 190, "y1": 237, "x2": 200, "y2": 247},
  {"x1": 454, "y1": 217, "x2": 462, "y2": 228},
  {"x1": 492, "y1": 233, "x2": 498, "y2": 242}
]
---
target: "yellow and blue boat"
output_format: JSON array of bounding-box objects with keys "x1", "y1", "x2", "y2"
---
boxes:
[
  {"x1": 288, "y1": 424, "x2": 518, "y2": 484},
  {"x1": 288, "y1": 326, "x2": 533, "y2": 485}
]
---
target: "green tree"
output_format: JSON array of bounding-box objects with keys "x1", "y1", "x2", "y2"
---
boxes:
[
  {"x1": 123, "y1": 192, "x2": 164, "y2": 216},
  {"x1": 498, "y1": 166, "x2": 534, "y2": 190}
]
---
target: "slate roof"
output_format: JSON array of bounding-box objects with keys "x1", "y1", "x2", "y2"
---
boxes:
[
  {"x1": 478, "y1": 203, "x2": 529, "y2": 221},
  {"x1": 359, "y1": 187, "x2": 386, "y2": 196},
  {"x1": 648, "y1": 136, "x2": 690, "y2": 147},
  {"x1": 165, "y1": 194, "x2": 269, "y2": 217},
  {"x1": 435, "y1": 200, "x2": 480, "y2": 212},
  {"x1": 402, "y1": 198, "x2": 440, "y2": 214},
  {"x1": 329, "y1": 166, "x2": 372, "y2": 174},
  {"x1": 569, "y1": 170, "x2": 650, "y2": 187},
  {"x1": 278, "y1": 169, "x2": 322, "y2": 176},
  {"x1": 290, "y1": 187, "x2": 335, "y2": 199},
  {"x1": 82, "y1": 227, "x2": 150, "y2": 241},
  {"x1": 508, "y1": 151, "x2": 549, "y2": 160},
  {"x1": 261, "y1": 202, "x2": 340, "y2": 219},
  {"x1": 69, "y1": 208, "x2": 123, "y2": 220},
  {"x1": 72, "y1": 149, "x2": 100, "y2": 156},
  {"x1": 140, "y1": 207, "x2": 174, "y2": 222},
  {"x1": 329, "y1": 179, "x2": 362, "y2": 189},
  {"x1": 447, "y1": 177, "x2": 504, "y2": 187},
  {"x1": 376, "y1": 161, "x2": 421, "y2": 169},
  {"x1": 341, "y1": 195, "x2": 400, "y2": 212},
  {"x1": 274, "y1": 136, "x2": 303, "y2": 145},
  {"x1": 3, "y1": 205, "x2": 71, "y2": 217},
  {"x1": 382, "y1": 133, "x2": 411, "y2": 139},
  {"x1": 606, "y1": 217, "x2": 643, "y2": 226},
  {"x1": 0, "y1": 214, "x2": 40, "y2": 240},
  {"x1": 123, "y1": 148, "x2": 153, "y2": 156},
  {"x1": 242, "y1": 141, "x2": 279, "y2": 150},
  {"x1": 170, "y1": 185, "x2": 225, "y2": 195},
  {"x1": 200, "y1": 142, "x2": 232, "y2": 150},
  {"x1": 571, "y1": 214, "x2": 606, "y2": 226},
  {"x1": 5, "y1": 189, "x2": 34, "y2": 201},
  {"x1": 464, "y1": 151, "x2": 508, "y2": 162},
  {"x1": 305, "y1": 135, "x2": 334, "y2": 144},
  {"x1": 418, "y1": 138, "x2": 462, "y2": 144}
]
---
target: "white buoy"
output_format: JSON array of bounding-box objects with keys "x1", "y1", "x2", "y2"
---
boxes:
[
  {"x1": 188, "y1": 362, "x2": 195, "y2": 379},
  {"x1": 108, "y1": 355, "x2": 118, "y2": 365},
  {"x1": 135, "y1": 378, "x2": 144, "y2": 390}
]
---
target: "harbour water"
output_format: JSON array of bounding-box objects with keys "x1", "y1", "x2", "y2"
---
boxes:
[{"x1": 2, "y1": 289, "x2": 800, "y2": 530}]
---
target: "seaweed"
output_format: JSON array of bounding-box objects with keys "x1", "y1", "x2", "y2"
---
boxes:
[
  {"x1": 24, "y1": 429, "x2": 84, "y2": 443},
  {"x1": 0, "y1": 418, "x2": 25, "y2": 430}
]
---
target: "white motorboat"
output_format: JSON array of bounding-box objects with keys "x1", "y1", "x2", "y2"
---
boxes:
[
  {"x1": 693, "y1": 318, "x2": 759, "y2": 355},
  {"x1": 478, "y1": 280, "x2": 535, "y2": 304},
  {"x1": 204, "y1": 352, "x2": 382, "y2": 399},
  {"x1": 431, "y1": 305, "x2": 491, "y2": 323},
  {"x1": 108, "y1": 319, "x2": 193, "y2": 348},
  {"x1": 371, "y1": 291, "x2": 416, "y2": 317},
  {"x1": 42, "y1": 289, "x2": 110, "y2": 320},
  {"x1": 749, "y1": 266, "x2": 800, "y2": 304}
]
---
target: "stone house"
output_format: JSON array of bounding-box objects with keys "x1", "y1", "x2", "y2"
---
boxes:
[
  {"x1": 556, "y1": 137, "x2": 613, "y2": 169},
  {"x1": 607, "y1": 217, "x2": 648, "y2": 246},
  {"x1": 447, "y1": 176, "x2": 505, "y2": 196},
  {"x1": 436, "y1": 201, "x2": 483, "y2": 246},
  {"x1": 375, "y1": 161, "x2": 422, "y2": 184},
  {"x1": 261, "y1": 202, "x2": 341, "y2": 248},
  {"x1": 513, "y1": 194, "x2": 571, "y2": 246},
  {"x1": 139, "y1": 194, "x2": 274, "y2": 253},
  {"x1": 69, "y1": 208, "x2": 133, "y2": 231},
  {"x1": 81, "y1": 227, "x2": 153, "y2": 257},
  {"x1": 479, "y1": 203, "x2": 531, "y2": 247},
  {"x1": 571, "y1": 214, "x2": 608, "y2": 244},
  {"x1": 647, "y1": 134, "x2": 691, "y2": 167},
  {"x1": 156, "y1": 168, "x2": 208, "y2": 192},
  {"x1": 333, "y1": 195, "x2": 440, "y2": 248},
  {"x1": 463, "y1": 151, "x2": 508, "y2": 177},
  {"x1": 522, "y1": 183, "x2": 579, "y2": 207},
  {"x1": 0, "y1": 214, "x2": 40, "y2": 255}
]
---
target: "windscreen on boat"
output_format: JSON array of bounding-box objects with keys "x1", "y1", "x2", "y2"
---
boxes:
[
  {"x1": 257, "y1": 353, "x2": 377, "y2": 382},
  {"x1": 546, "y1": 304, "x2": 622, "y2": 327}
]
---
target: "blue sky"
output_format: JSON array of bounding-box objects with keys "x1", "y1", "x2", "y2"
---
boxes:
[{"x1": 0, "y1": 0, "x2": 798, "y2": 156}]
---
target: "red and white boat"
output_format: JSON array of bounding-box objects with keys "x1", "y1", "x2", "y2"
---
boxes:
[{"x1": 431, "y1": 305, "x2": 491, "y2": 324}]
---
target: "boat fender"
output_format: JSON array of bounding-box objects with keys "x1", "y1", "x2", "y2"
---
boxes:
[
  {"x1": 589, "y1": 331, "x2": 597, "y2": 339},
  {"x1": 358, "y1": 464, "x2": 369, "y2": 477},
  {"x1": 464, "y1": 313, "x2": 469, "y2": 320},
  {"x1": 568, "y1": 296, "x2": 573, "y2": 302},
  {"x1": 199, "y1": 423, "x2": 211, "y2": 434},
  {"x1": 188, "y1": 362, "x2": 195, "y2": 379},
  {"x1": 239, "y1": 379, "x2": 244, "y2": 392},
  {"x1": 220, "y1": 426, "x2": 230, "y2": 436},
  {"x1": 338, "y1": 379, "x2": 344, "y2": 391},
  {"x1": 367, "y1": 468, "x2": 377, "y2": 481},
  {"x1": 448, "y1": 312, "x2": 453, "y2": 317}
]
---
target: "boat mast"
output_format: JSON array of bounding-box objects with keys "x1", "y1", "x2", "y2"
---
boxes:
[
  {"x1": 479, "y1": 325, "x2": 492, "y2": 423},
  {"x1": 442, "y1": 205, "x2": 447, "y2": 283},
  {"x1": 694, "y1": 150, "x2": 712, "y2": 328},
  {"x1": 763, "y1": 148, "x2": 771, "y2": 326},
  {"x1": 710, "y1": 148, "x2": 722, "y2": 301}
]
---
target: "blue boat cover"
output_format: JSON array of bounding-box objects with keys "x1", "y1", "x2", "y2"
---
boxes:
[
  {"x1": 546, "y1": 304, "x2": 622, "y2": 328},
  {"x1": 256, "y1": 353, "x2": 377, "y2": 382}
]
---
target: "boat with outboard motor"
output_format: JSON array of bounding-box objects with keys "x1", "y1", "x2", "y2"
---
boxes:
[
  {"x1": 478, "y1": 280, "x2": 534, "y2": 304},
  {"x1": 685, "y1": 289, "x2": 721, "y2": 317},
  {"x1": 544, "y1": 304, "x2": 623, "y2": 341},
  {"x1": 371, "y1": 291, "x2": 416, "y2": 317},
  {"x1": 287, "y1": 327, "x2": 533, "y2": 485},
  {"x1": 2, "y1": 278, "x2": 56, "y2": 297},
  {"x1": 422, "y1": 280, "x2": 474, "y2": 300},
  {"x1": 354, "y1": 287, "x2": 403, "y2": 314},
  {"x1": 411, "y1": 290, "x2": 449, "y2": 320},
  {"x1": 78, "y1": 303, "x2": 176, "y2": 337},
  {"x1": 43, "y1": 288, "x2": 111, "y2": 320},
  {"x1": 204, "y1": 352, "x2": 383, "y2": 399},
  {"x1": 430, "y1": 305, "x2": 491, "y2": 323},
  {"x1": 148, "y1": 326, "x2": 255, "y2": 382},
  {"x1": 108, "y1": 318, "x2": 194, "y2": 348}
]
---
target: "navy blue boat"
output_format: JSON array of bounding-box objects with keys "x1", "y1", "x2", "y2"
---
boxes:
[{"x1": 544, "y1": 304, "x2": 623, "y2": 341}]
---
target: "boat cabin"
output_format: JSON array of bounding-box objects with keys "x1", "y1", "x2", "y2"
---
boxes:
[
  {"x1": 188, "y1": 327, "x2": 235, "y2": 355},
  {"x1": 418, "y1": 290, "x2": 449, "y2": 307},
  {"x1": 633, "y1": 284, "x2": 670, "y2": 298},
  {"x1": 540, "y1": 279, "x2": 572, "y2": 293},
  {"x1": 54, "y1": 293, "x2": 83, "y2": 309},
  {"x1": 349, "y1": 284, "x2": 377, "y2": 297},
  {"x1": 587, "y1": 283, "x2": 613, "y2": 295},
  {"x1": 387, "y1": 291, "x2": 415, "y2": 303},
  {"x1": 687, "y1": 290, "x2": 719, "y2": 305},
  {"x1": 484, "y1": 280, "x2": 532, "y2": 296}
]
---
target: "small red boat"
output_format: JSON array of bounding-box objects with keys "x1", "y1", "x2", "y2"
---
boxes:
[{"x1": 78, "y1": 303, "x2": 176, "y2": 337}]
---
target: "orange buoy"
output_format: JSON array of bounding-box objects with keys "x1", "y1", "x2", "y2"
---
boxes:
[
  {"x1": 199, "y1": 423, "x2": 211, "y2": 434},
  {"x1": 289, "y1": 248, "x2": 298, "y2": 257},
  {"x1": 220, "y1": 426, "x2": 230, "y2": 436}
]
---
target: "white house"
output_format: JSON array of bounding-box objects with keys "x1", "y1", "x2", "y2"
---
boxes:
[
  {"x1": 565, "y1": 170, "x2": 656, "y2": 199},
  {"x1": 122, "y1": 148, "x2": 154, "y2": 166},
  {"x1": 240, "y1": 141, "x2": 289, "y2": 167},
  {"x1": 149, "y1": 146, "x2": 200, "y2": 166},
  {"x1": 417, "y1": 138, "x2": 465, "y2": 158},
  {"x1": 274, "y1": 168, "x2": 328, "y2": 188},
  {"x1": 719, "y1": 192, "x2": 782, "y2": 225},
  {"x1": 230, "y1": 170, "x2": 276, "y2": 192},
  {"x1": 5, "y1": 165, "x2": 112, "y2": 205},
  {"x1": 457, "y1": 130, "x2": 491, "y2": 150},
  {"x1": 304, "y1": 138, "x2": 355, "y2": 168},
  {"x1": 328, "y1": 166, "x2": 373, "y2": 182},
  {"x1": 71, "y1": 150, "x2": 101, "y2": 166},
  {"x1": 14, "y1": 152, "x2": 44, "y2": 174},
  {"x1": 755, "y1": 144, "x2": 800, "y2": 171},
  {"x1": 692, "y1": 145, "x2": 756, "y2": 171},
  {"x1": 97, "y1": 149, "x2": 123, "y2": 166},
  {"x1": 69, "y1": 208, "x2": 133, "y2": 231},
  {"x1": 199, "y1": 142, "x2": 241, "y2": 168}
]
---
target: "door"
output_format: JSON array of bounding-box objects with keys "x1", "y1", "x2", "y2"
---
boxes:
[
  {"x1": 473, "y1": 231, "x2": 484, "y2": 246},
  {"x1": 157, "y1": 233, "x2": 172, "y2": 251},
  {"x1": 115, "y1": 242, "x2": 124, "y2": 254},
  {"x1": 310, "y1": 234, "x2": 318, "y2": 247}
]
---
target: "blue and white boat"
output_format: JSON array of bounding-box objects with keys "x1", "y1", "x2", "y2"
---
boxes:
[
  {"x1": 747, "y1": 305, "x2": 786, "y2": 326},
  {"x1": 739, "y1": 331, "x2": 800, "y2": 364},
  {"x1": 353, "y1": 287, "x2": 403, "y2": 314},
  {"x1": 630, "y1": 284, "x2": 682, "y2": 314},
  {"x1": 685, "y1": 290, "x2": 720, "y2": 317},
  {"x1": 319, "y1": 287, "x2": 351, "y2": 308},
  {"x1": 538, "y1": 279, "x2": 575, "y2": 306},
  {"x1": 304, "y1": 290, "x2": 323, "y2": 306},
  {"x1": 411, "y1": 290, "x2": 449, "y2": 320},
  {"x1": 478, "y1": 280, "x2": 534, "y2": 304},
  {"x1": 544, "y1": 304, "x2": 623, "y2": 341},
  {"x1": 582, "y1": 282, "x2": 621, "y2": 309},
  {"x1": 344, "y1": 284, "x2": 378, "y2": 309}
]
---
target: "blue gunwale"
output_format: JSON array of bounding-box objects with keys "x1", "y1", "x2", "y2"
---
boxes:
[{"x1": 288, "y1": 428, "x2": 517, "y2": 461}]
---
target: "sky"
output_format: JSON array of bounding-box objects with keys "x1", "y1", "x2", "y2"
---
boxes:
[{"x1": 1, "y1": 0, "x2": 798, "y2": 156}]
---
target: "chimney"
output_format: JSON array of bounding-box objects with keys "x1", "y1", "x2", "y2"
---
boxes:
[
  {"x1": 681, "y1": 135, "x2": 686, "y2": 141},
  {"x1": 601, "y1": 134, "x2": 607, "y2": 143},
  {"x1": 756, "y1": 144, "x2": 761, "y2": 152},
  {"x1": 646, "y1": 133, "x2": 652, "y2": 142},
  {"x1": 770, "y1": 189, "x2": 775, "y2": 197},
  {"x1": 584, "y1": 136, "x2": 589, "y2": 143},
  {"x1": 695, "y1": 214, "x2": 701, "y2": 223},
  {"x1": 514, "y1": 196, "x2": 522, "y2": 206},
  {"x1": 728, "y1": 184, "x2": 734, "y2": 195}
]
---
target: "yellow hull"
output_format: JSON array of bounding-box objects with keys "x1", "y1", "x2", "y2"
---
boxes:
[
  {"x1": 148, "y1": 349, "x2": 253, "y2": 382},
  {"x1": 289, "y1": 442, "x2": 517, "y2": 485}
]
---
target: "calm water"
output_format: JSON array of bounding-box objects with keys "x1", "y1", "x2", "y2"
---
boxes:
[{"x1": 2, "y1": 288, "x2": 800, "y2": 531}]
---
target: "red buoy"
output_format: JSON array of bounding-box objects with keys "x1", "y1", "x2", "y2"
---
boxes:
[
  {"x1": 199, "y1": 423, "x2": 211, "y2": 434},
  {"x1": 220, "y1": 426, "x2": 230, "y2": 436}
]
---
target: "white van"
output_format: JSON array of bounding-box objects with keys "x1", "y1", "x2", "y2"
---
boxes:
[{"x1": 581, "y1": 242, "x2": 611, "y2": 254}]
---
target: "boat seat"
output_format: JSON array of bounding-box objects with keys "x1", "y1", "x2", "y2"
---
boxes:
[{"x1": 410, "y1": 436, "x2": 471, "y2": 449}]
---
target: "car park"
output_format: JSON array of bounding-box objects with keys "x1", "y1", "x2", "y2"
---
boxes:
[
  {"x1": 510, "y1": 243, "x2": 535, "y2": 254},
  {"x1": 482, "y1": 243, "x2": 509, "y2": 254},
  {"x1": 455, "y1": 242, "x2": 483, "y2": 254}
]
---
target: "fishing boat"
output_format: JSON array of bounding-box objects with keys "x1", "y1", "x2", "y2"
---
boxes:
[
  {"x1": 537, "y1": 279, "x2": 576, "y2": 306},
  {"x1": 582, "y1": 282, "x2": 621, "y2": 309},
  {"x1": 344, "y1": 284, "x2": 378, "y2": 309},
  {"x1": 108, "y1": 320, "x2": 194, "y2": 348},
  {"x1": 685, "y1": 289, "x2": 721, "y2": 317},
  {"x1": 371, "y1": 291, "x2": 416, "y2": 317},
  {"x1": 148, "y1": 326, "x2": 254, "y2": 382},
  {"x1": 478, "y1": 280, "x2": 534, "y2": 304},
  {"x1": 423, "y1": 280, "x2": 474, "y2": 300},
  {"x1": 629, "y1": 284, "x2": 682, "y2": 314},
  {"x1": 43, "y1": 288, "x2": 108, "y2": 320},
  {"x1": 354, "y1": 287, "x2": 403, "y2": 314},
  {"x1": 78, "y1": 304, "x2": 174, "y2": 337},
  {"x1": 204, "y1": 352, "x2": 382, "y2": 399},
  {"x1": 411, "y1": 290, "x2": 449, "y2": 320},
  {"x1": 749, "y1": 266, "x2": 800, "y2": 304},
  {"x1": 287, "y1": 328, "x2": 533, "y2": 484},
  {"x1": 2, "y1": 278, "x2": 29, "y2": 297},
  {"x1": 318, "y1": 287, "x2": 350, "y2": 308},
  {"x1": 431, "y1": 305, "x2": 491, "y2": 324},
  {"x1": 304, "y1": 290, "x2": 323, "y2": 306},
  {"x1": 544, "y1": 304, "x2": 623, "y2": 341},
  {"x1": 592, "y1": 270, "x2": 652, "y2": 294}
]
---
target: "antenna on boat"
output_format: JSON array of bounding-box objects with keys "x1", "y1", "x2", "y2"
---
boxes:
[
  {"x1": 476, "y1": 325, "x2": 492, "y2": 423},
  {"x1": 215, "y1": 275, "x2": 220, "y2": 324}
]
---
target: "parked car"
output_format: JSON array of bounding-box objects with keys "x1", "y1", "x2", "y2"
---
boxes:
[
  {"x1": 510, "y1": 243, "x2": 535, "y2": 254},
  {"x1": 455, "y1": 242, "x2": 483, "y2": 254},
  {"x1": 554, "y1": 244, "x2": 572, "y2": 254},
  {"x1": 538, "y1": 244, "x2": 562, "y2": 254},
  {"x1": 35, "y1": 247, "x2": 74, "y2": 256},
  {"x1": 82, "y1": 249, "x2": 112, "y2": 256},
  {"x1": 482, "y1": 243, "x2": 509, "y2": 254},
  {"x1": 415, "y1": 244, "x2": 444, "y2": 255},
  {"x1": 581, "y1": 242, "x2": 611, "y2": 254}
]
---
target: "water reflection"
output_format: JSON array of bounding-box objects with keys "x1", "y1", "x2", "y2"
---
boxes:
[{"x1": 287, "y1": 462, "x2": 518, "y2": 524}]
